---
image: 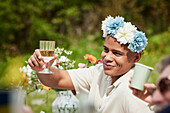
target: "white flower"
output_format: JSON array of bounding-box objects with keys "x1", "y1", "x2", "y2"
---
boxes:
[
  {"x1": 27, "y1": 73, "x2": 31, "y2": 77},
  {"x1": 58, "y1": 65, "x2": 64, "y2": 70},
  {"x1": 38, "y1": 89, "x2": 41, "y2": 92},
  {"x1": 114, "y1": 22, "x2": 137, "y2": 44},
  {"x1": 40, "y1": 111, "x2": 45, "y2": 113},
  {"x1": 22, "y1": 66, "x2": 27, "y2": 73},
  {"x1": 59, "y1": 56, "x2": 70, "y2": 62},
  {"x1": 64, "y1": 50, "x2": 72, "y2": 55},
  {"x1": 69, "y1": 61, "x2": 75, "y2": 68},
  {"x1": 28, "y1": 81, "x2": 32, "y2": 84},
  {"x1": 55, "y1": 47, "x2": 64, "y2": 55}
]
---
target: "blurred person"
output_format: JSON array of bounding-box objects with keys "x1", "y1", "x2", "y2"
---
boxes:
[
  {"x1": 130, "y1": 55, "x2": 170, "y2": 113},
  {"x1": 28, "y1": 16, "x2": 154, "y2": 113}
]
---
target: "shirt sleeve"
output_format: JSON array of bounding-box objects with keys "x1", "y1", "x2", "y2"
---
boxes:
[{"x1": 67, "y1": 65, "x2": 97, "y2": 95}]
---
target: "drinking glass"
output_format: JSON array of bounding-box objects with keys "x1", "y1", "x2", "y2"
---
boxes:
[{"x1": 38, "y1": 40, "x2": 55, "y2": 74}]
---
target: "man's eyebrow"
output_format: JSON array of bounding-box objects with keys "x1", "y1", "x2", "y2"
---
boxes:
[
  {"x1": 103, "y1": 45, "x2": 123, "y2": 53},
  {"x1": 112, "y1": 49, "x2": 122, "y2": 53},
  {"x1": 103, "y1": 45, "x2": 107, "y2": 48}
]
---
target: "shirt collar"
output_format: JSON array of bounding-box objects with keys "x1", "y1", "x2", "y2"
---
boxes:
[{"x1": 112, "y1": 68, "x2": 134, "y2": 88}]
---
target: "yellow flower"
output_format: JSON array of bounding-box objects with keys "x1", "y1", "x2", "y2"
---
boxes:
[
  {"x1": 41, "y1": 83, "x2": 51, "y2": 90},
  {"x1": 21, "y1": 72, "x2": 29, "y2": 85}
]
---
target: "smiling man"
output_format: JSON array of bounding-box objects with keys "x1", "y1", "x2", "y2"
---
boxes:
[{"x1": 28, "y1": 16, "x2": 153, "y2": 113}]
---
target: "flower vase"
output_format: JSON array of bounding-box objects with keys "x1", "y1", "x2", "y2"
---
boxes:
[{"x1": 52, "y1": 90, "x2": 79, "y2": 113}]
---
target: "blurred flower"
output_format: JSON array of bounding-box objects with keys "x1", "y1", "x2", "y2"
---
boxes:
[
  {"x1": 40, "y1": 111, "x2": 45, "y2": 113},
  {"x1": 20, "y1": 64, "x2": 50, "y2": 93},
  {"x1": 55, "y1": 48, "x2": 75, "y2": 70},
  {"x1": 20, "y1": 72, "x2": 29, "y2": 85},
  {"x1": 85, "y1": 54, "x2": 97, "y2": 64},
  {"x1": 55, "y1": 47, "x2": 64, "y2": 55},
  {"x1": 41, "y1": 83, "x2": 51, "y2": 90},
  {"x1": 80, "y1": 54, "x2": 102, "y2": 68},
  {"x1": 64, "y1": 50, "x2": 72, "y2": 55},
  {"x1": 59, "y1": 56, "x2": 70, "y2": 62},
  {"x1": 97, "y1": 59, "x2": 103, "y2": 64},
  {"x1": 78, "y1": 63, "x2": 87, "y2": 68}
]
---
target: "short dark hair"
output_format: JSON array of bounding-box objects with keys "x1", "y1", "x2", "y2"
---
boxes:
[{"x1": 155, "y1": 54, "x2": 170, "y2": 74}]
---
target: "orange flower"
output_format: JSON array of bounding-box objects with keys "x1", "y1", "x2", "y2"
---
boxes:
[
  {"x1": 85, "y1": 54, "x2": 97, "y2": 64},
  {"x1": 21, "y1": 72, "x2": 29, "y2": 85},
  {"x1": 41, "y1": 83, "x2": 51, "y2": 90}
]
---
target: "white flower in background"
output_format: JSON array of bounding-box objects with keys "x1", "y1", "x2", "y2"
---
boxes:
[
  {"x1": 114, "y1": 22, "x2": 137, "y2": 44},
  {"x1": 22, "y1": 66, "x2": 27, "y2": 73},
  {"x1": 28, "y1": 81, "x2": 32, "y2": 84},
  {"x1": 26, "y1": 65, "x2": 33, "y2": 77},
  {"x1": 38, "y1": 89, "x2": 41, "y2": 92},
  {"x1": 27, "y1": 73, "x2": 31, "y2": 77},
  {"x1": 22, "y1": 65, "x2": 33, "y2": 77},
  {"x1": 40, "y1": 111, "x2": 45, "y2": 113},
  {"x1": 64, "y1": 50, "x2": 72, "y2": 55},
  {"x1": 59, "y1": 56, "x2": 70, "y2": 62},
  {"x1": 58, "y1": 65, "x2": 64, "y2": 70},
  {"x1": 71, "y1": 60, "x2": 76, "y2": 65},
  {"x1": 55, "y1": 47, "x2": 64, "y2": 55},
  {"x1": 68, "y1": 61, "x2": 75, "y2": 68}
]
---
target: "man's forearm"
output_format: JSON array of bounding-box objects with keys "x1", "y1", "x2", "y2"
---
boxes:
[{"x1": 37, "y1": 67, "x2": 74, "y2": 90}]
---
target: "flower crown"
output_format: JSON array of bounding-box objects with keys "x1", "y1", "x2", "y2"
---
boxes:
[{"x1": 101, "y1": 15, "x2": 148, "y2": 53}]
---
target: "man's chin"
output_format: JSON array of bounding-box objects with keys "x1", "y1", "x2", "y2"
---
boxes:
[
  {"x1": 153, "y1": 104, "x2": 169, "y2": 112},
  {"x1": 104, "y1": 70, "x2": 116, "y2": 76}
]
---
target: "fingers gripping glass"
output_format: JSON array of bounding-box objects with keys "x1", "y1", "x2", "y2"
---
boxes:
[{"x1": 38, "y1": 41, "x2": 55, "y2": 74}]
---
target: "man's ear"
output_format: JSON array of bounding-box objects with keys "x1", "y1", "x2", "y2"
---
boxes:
[{"x1": 135, "y1": 52, "x2": 142, "y2": 63}]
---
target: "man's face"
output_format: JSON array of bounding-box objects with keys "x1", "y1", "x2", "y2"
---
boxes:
[
  {"x1": 152, "y1": 65, "x2": 170, "y2": 111},
  {"x1": 101, "y1": 36, "x2": 137, "y2": 76}
]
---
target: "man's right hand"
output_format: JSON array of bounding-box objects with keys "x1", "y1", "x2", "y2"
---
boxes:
[
  {"x1": 129, "y1": 76, "x2": 156, "y2": 104},
  {"x1": 28, "y1": 49, "x2": 57, "y2": 73}
]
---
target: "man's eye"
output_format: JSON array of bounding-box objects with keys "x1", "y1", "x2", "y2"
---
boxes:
[
  {"x1": 104, "y1": 48, "x2": 109, "y2": 52},
  {"x1": 113, "y1": 52, "x2": 122, "y2": 55}
]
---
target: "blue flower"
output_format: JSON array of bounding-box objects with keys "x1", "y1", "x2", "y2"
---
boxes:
[
  {"x1": 102, "y1": 16, "x2": 124, "y2": 37},
  {"x1": 128, "y1": 31, "x2": 148, "y2": 53}
]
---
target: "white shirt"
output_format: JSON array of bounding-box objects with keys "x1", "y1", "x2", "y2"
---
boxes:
[{"x1": 67, "y1": 64, "x2": 154, "y2": 113}]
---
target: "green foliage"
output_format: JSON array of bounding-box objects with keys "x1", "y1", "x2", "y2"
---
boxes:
[
  {"x1": 147, "y1": 30, "x2": 170, "y2": 54},
  {"x1": 0, "y1": 0, "x2": 169, "y2": 58},
  {"x1": 0, "y1": 55, "x2": 31, "y2": 90},
  {"x1": 69, "y1": 33, "x2": 104, "y2": 68},
  {"x1": 0, "y1": 0, "x2": 97, "y2": 58}
]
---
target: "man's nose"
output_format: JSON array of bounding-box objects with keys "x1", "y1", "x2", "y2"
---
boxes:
[
  {"x1": 152, "y1": 89, "x2": 166, "y2": 104},
  {"x1": 105, "y1": 52, "x2": 113, "y2": 61}
]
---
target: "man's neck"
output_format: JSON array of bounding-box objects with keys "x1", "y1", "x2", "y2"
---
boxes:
[{"x1": 111, "y1": 75, "x2": 123, "y2": 84}]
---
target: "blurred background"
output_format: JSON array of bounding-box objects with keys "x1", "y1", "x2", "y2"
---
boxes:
[{"x1": 0, "y1": 0, "x2": 170, "y2": 112}]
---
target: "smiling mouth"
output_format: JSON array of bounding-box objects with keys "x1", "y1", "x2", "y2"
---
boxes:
[{"x1": 104, "y1": 64, "x2": 115, "y2": 69}]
